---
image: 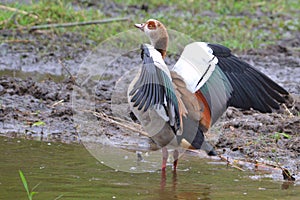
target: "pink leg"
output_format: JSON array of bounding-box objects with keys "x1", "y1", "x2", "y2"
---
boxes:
[
  {"x1": 160, "y1": 167, "x2": 167, "y2": 190},
  {"x1": 173, "y1": 149, "x2": 179, "y2": 171},
  {"x1": 162, "y1": 147, "x2": 168, "y2": 171}
]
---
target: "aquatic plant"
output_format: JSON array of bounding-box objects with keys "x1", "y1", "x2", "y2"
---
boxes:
[{"x1": 19, "y1": 170, "x2": 38, "y2": 200}]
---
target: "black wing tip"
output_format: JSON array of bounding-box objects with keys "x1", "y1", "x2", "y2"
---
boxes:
[
  {"x1": 217, "y1": 53, "x2": 290, "y2": 113},
  {"x1": 208, "y1": 43, "x2": 232, "y2": 57},
  {"x1": 229, "y1": 91, "x2": 290, "y2": 113}
]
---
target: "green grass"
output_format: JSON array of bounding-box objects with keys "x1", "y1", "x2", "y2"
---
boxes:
[
  {"x1": 19, "y1": 170, "x2": 38, "y2": 200},
  {"x1": 1, "y1": 0, "x2": 299, "y2": 50},
  {"x1": 120, "y1": 0, "x2": 299, "y2": 50},
  {"x1": 0, "y1": 0, "x2": 125, "y2": 44},
  {"x1": 273, "y1": 132, "x2": 292, "y2": 143}
]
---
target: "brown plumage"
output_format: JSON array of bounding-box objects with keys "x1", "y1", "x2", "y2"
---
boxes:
[{"x1": 135, "y1": 20, "x2": 168, "y2": 59}]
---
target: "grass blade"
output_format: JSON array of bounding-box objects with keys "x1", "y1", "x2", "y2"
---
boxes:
[{"x1": 19, "y1": 170, "x2": 31, "y2": 200}]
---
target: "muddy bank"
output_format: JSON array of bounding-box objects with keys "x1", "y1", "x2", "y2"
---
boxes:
[
  {"x1": 0, "y1": 76, "x2": 78, "y2": 143},
  {"x1": 0, "y1": 1, "x2": 299, "y2": 175},
  {"x1": 0, "y1": 35, "x2": 299, "y2": 173},
  {"x1": 0, "y1": 29, "x2": 91, "y2": 76}
]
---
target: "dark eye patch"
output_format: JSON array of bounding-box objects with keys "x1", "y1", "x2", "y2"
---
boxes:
[{"x1": 147, "y1": 21, "x2": 156, "y2": 30}]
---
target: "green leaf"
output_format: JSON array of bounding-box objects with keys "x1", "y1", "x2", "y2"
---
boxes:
[
  {"x1": 19, "y1": 170, "x2": 31, "y2": 199},
  {"x1": 279, "y1": 132, "x2": 291, "y2": 139},
  {"x1": 32, "y1": 121, "x2": 46, "y2": 126},
  {"x1": 274, "y1": 132, "x2": 291, "y2": 141},
  {"x1": 30, "y1": 191, "x2": 38, "y2": 197}
]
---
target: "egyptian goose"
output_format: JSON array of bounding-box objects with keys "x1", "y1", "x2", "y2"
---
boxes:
[{"x1": 128, "y1": 19, "x2": 289, "y2": 171}]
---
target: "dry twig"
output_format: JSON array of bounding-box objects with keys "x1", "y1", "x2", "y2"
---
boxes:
[
  {"x1": 0, "y1": 5, "x2": 38, "y2": 19},
  {"x1": 90, "y1": 110, "x2": 150, "y2": 138},
  {"x1": 51, "y1": 99, "x2": 64, "y2": 107},
  {"x1": 219, "y1": 155, "x2": 245, "y2": 171},
  {"x1": 28, "y1": 17, "x2": 129, "y2": 31},
  {"x1": 58, "y1": 59, "x2": 80, "y2": 86},
  {"x1": 282, "y1": 103, "x2": 294, "y2": 117},
  {"x1": 273, "y1": 159, "x2": 296, "y2": 181}
]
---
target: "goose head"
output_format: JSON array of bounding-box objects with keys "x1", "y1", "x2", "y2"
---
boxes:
[{"x1": 135, "y1": 19, "x2": 169, "y2": 59}]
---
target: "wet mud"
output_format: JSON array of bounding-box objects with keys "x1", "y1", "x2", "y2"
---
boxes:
[{"x1": 0, "y1": 2, "x2": 299, "y2": 177}]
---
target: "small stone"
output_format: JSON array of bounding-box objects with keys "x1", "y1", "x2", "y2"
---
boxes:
[{"x1": 0, "y1": 85, "x2": 4, "y2": 96}]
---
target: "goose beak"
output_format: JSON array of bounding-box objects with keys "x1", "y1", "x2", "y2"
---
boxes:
[{"x1": 134, "y1": 23, "x2": 145, "y2": 31}]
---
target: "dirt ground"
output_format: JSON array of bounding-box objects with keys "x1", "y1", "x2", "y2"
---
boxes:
[{"x1": 0, "y1": 2, "x2": 299, "y2": 177}]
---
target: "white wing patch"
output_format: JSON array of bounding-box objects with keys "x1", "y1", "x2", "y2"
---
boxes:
[{"x1": 172, "y1": 42, "x2": 218, "y2": 93}]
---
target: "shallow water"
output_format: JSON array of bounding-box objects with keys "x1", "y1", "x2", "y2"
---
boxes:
[
  {"x1": 0, "y1": 69, "x2": 66, "y2": 83},
  {"x1": 1, "y1": 136, "x2": 299, "y2": 200}
]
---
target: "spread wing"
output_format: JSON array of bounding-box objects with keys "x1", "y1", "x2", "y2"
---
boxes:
[
  {"x1": 129, "y1": 44, "x2": 181, "y2": 132},
  {"x1": 172, "y1": 41, "x2": 289, "y2": 127},
  {"x1": 207, "y1": 43, "x2": 289, "y2": 113}
]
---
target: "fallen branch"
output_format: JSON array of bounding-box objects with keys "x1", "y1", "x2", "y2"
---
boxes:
[
  {"x1": 90, "y1": 110, "x2": 150, "y2": 138},
  {"x1": 28, "y1": 17, "x2": 129, "y2": 31},
  {"x1": 51, "y1": 99, "x2": 64, "y2": 108},
  {"x1": 219, "y1": 155, "x2": 245, "y2": 171},
  {"x1": 0, "y1": 5, "x2": 38, "y2": 19},
  {"x1": 218, "y1": 155, "x2": 296, "y2": 181},
  {"x1": 274, "y1": 159, "x2": 296, "y2": 181},
  {"x1": 58, "y1": 59, "x2": 80, "y2": 87},
  {"x1": 282, "y1": 103, "x2": 294, "y2": 117}
]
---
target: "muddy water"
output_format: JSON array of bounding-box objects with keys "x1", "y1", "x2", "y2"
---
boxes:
[
  {"x1": 1, "y1": 136, "x2": 299, "y2": 200},
  {"x1": 0, "y1": 29, "x2": 300, "y2": 198}
]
